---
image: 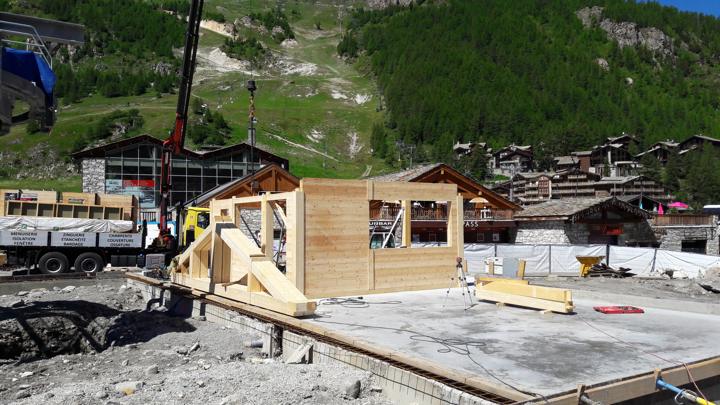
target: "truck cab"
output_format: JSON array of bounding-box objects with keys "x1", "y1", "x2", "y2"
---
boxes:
[{"x1": 182, "y1": 206, "x2": 210, "y2": 246}]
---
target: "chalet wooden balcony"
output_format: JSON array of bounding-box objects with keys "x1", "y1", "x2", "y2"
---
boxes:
[
  {"x1": 369, "y1": 207, "x2": 515, "y2": 221},
  {"x1": 651, "y1": 214, "x2": 715, "y2": 226}
]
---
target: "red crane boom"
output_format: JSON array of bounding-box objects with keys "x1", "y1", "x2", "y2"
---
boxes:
[{"x1": 159, "y1": 0, "x2": 204, "y2": 231}]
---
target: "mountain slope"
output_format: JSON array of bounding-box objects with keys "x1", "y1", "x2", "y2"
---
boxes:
[
  {"x1": 0, "y1": 0, "x2": 387, "y2": 189},
  {"x1": 345, "y1": 0, "x2": 720, "y2": 163}
]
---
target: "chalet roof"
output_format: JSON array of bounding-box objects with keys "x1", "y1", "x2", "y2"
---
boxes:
[
  {"x1": 554, "y1": 156, "x2": 576, "y2": 166},
  {"x1": 191, "y1": 163, "x2": 299, "y2": 207},
  {"x1": 514, "y1": 197, "x2": 652, "y2": 221},
  {"x1": 369, "y1": 163, "x2": 521, "y2": 211},
  {"x1": 551, "y1": 169, "x2": 600, "y2": 181},
  {"x1": 636, "y1": 140, "x2": 679, "y2": 158},
  {"x1": 71, "y1": 134, "x2": 289, "y2": 168},
  {"x1": 493, "y1": 144, "x2": 532, "y2": 157},
  {"x1": 369, "y1": 163, "x2": 445, "y2": 182},
  {"x1": 598, "y1": 176, "x2": 640, "y2": 184},
  {"x1": 678, "y1": 134, "x2": 720, "y2": 150}
]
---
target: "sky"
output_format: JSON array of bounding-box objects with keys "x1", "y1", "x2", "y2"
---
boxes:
[{"x1": 642, "y1": 0, "x2": 720, "y2": 17}]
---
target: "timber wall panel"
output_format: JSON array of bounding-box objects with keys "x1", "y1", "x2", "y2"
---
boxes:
[
  {"x1": 301, "y1": 178, "x2": 462, "y2": 299},
  {"x1": 302, "y1": 179, "x2": 370, "y2": 298}
]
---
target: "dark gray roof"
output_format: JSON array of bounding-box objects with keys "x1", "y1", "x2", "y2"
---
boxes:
[{"x1": 514, "y1": 197, "x2": 652, "y2": 221}]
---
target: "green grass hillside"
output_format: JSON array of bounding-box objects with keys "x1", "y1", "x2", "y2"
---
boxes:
[{"x1": 0, "y1": 0, "x2": 388, "y2": 191}]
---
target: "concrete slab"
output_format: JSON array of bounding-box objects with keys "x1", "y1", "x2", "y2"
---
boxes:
[{"x1": 307, "y1": 287, "x2": 720, "y2": 398}]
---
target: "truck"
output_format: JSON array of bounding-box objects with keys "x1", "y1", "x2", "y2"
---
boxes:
[
  {"x1": 0, "y1": 190, "x2": 210, "y2": 275},
  {"x1": 0, "y1": 221, "x2": 147, "y2": 274}
]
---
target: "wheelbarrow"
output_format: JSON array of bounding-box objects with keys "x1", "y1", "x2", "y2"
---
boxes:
[{"x1": 576, "y1": 255, "x2": 605, "y2": 277}]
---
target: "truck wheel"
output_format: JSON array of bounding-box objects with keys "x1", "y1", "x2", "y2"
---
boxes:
[
  {"x1": 38, "y1": 252, "x2": 69, "y2": 275},
  {"x1": 74, "y1": 252, "x2": 104, "y2": 274}
]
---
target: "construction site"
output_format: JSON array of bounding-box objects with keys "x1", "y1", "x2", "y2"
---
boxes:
[{"x1": 1, "y1": 2, "x2": 720, "y2": 405}]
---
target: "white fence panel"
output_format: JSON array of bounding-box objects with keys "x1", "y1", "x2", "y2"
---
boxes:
[
  {"x1": 496, "y1": 244, "x2": 550, "y2": 275},
  {"x1": 653, "y1": 250, "x2": 720, "y2": 278},
  {"x1": 549, "y1": 245, "x2": 606, "y2": 275},
  {"x1": 464, "y1": 244, "x2": 496, "y2": 273},
  {"x1": 608, "y1": 246, "x2": 655, "y2": 276}
]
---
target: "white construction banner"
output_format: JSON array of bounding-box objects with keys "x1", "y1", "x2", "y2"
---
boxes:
[
  {"x1": 496, "y1": 244, "x2": 551, "y2": 275},
  {"x1": 608, "y1": 246, "x2": 656, "y2": 276},
  {"x1": 99, "y1": 233, "x2": 142, "y2": 248},
  {"x1": 550, "y1": 245, "x2": 606, "y2": 275},
  {"x1": 464, "y1": 244, "x2": 496, "y2": 273},
  {"x1": 0, "y1": 230, "x2": 48, "y2": 246},
  {"x1": 653, "y1": 250, "x2": 720, "y2": 278},
  {"x1": 50, "y1": 232, "x2": 96, "y2": 248},
  {"x1": 0, "y1": 216, "x2": 133, "y2": 233}
]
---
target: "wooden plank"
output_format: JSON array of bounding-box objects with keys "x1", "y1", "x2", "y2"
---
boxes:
[
  {"x1": 370, "y1": 181, "x2": 457, "y2": 202},
  {"x1": 401, "y1": 200, "x2": 412, "y2": 247},
  {"x1": 546, "y1": 356, "x2": 720, "y2": 404},
  {"x1": 260, "y1": 195, "x2": 273, "y2": 260},
  {"x1": 285, "y1": 191, "x2": 305, "y2": 292},
  {"x1": 475, "y1": 277, "x2": 529, "y2": 285},
  {"x1": 475, "y1": 286, "x2": 574, "y2": 313},
  {"x1": 251, "y1": 260, "x2": 309, "y2": 303},
  {"x1": 480, "y1": 282, "x2": 572, "y2": 303}
]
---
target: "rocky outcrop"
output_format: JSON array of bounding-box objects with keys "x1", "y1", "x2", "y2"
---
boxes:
[
  {"x1": 576, "y1": 7, "x2": 674, "y2": 58},
  {"x1": 366, "y1": 0, "x2": 414, "y2": 9}
]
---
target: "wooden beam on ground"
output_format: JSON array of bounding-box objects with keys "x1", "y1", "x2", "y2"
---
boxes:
[
  {"x1": 545, "y1": 356, "x2": 720, "y2": 404},
  {"x1": 475, "y1": 281, "x2": 574, "y2": 313}
]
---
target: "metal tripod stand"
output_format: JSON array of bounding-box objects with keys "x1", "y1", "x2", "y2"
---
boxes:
[{"x1": 443, "y1": 257, "x2": 476, "y2": 310}]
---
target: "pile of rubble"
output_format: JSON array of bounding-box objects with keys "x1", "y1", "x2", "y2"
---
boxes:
[{"x1": 0, "y1": 281, "x2": 392, "y2": 404}]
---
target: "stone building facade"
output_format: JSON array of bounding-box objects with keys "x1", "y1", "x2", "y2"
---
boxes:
[
  {"x1": 653, "y1": 224, "x2": 719, "y2": 256},
  {"x1": 512, "y1": 197, "x2": 654, "y2": 246},
  {"x1": 81, "y1": 158, "x2": 105, "y2": 194}
]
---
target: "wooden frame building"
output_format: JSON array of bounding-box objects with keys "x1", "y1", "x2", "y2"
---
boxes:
[{"x1": 172, "y1": 178, "x2": 465, "y2": 316}]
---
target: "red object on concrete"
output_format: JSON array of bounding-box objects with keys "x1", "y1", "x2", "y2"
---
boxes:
[{"x1": 593, "y1": 306, "x2": 645, "y2": 314}]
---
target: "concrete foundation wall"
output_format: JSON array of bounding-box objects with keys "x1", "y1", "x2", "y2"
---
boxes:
[
  {"x1": 514, "y1": 220, "x2": 570, "y2": 244},
  {"x1": 81, "y1": 158, "x2": 105, "y2": 193},
  {"x1": 128, "y1": 280, "x2": 495, "y2": 405}
]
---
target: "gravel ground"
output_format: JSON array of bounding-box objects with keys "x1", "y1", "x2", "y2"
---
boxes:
[
  {"x1": 0, "y1": 280, "x2": 393, "y2": 405},
  {"x1": 531, "y1": 274, "x2": 720, "y2": 302}
]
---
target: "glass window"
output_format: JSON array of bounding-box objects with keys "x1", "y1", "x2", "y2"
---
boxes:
[
  {"x1": 187, "y1": 161, "x2": 202, "y2": 176},
  {"x1": 232, "y1": 163, "x2": 246, "y2": 178},
  {"x1": 203, "y1": 161, "x2": 217, "y2": 178},
  {"x1": 138, "y1": 145, "x2": 154, "y2": 158},
  {"x1": 172, "y1": 176, "x2": 187, "y2": 192},
  {"x1": 218, "y1": 177, "x2": 232, "y2": 185},
  {"x1": 139, "y1": 159, "x2": 155, "y2": 175},
  {"x1": 106, "y1": 158, "x2": 122, "y2": 174},
  {"x1": 186, "y1": 177, "x2": 202, "y2": 191},
  {"x1": 171, "y1": 191, "x2": 185, "y2": 205},
  {"x1": 122, "y1": 162, "x2": 139, "y2": 175},
  {"x1": 218, "y1": 161, "x2": 232, "y2": 177},
  {"x1": 171, "y1": 160, "x2": 186, "y2": 176},
  {"x1": 203, "y1": 178, "x2": 218, "y2": 191},
  {"x1": 122, "y1": 147, "x2": 138, "y2": 159}
]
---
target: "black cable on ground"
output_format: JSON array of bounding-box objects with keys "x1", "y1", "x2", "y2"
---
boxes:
[
  {"x1": 313, "y1": 316, "x2": 548, "y2": 403},
  {"x1": 318, "y1": 297, "x2": 402, "y2": 308}
]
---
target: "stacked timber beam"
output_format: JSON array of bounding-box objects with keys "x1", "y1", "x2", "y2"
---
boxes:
[
  {"x1": 0, "y1": 189, "x2": 137, "y2": 221},
  {"x1": 171, "y1": 178, "x2": 466, "y2": 317}
]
